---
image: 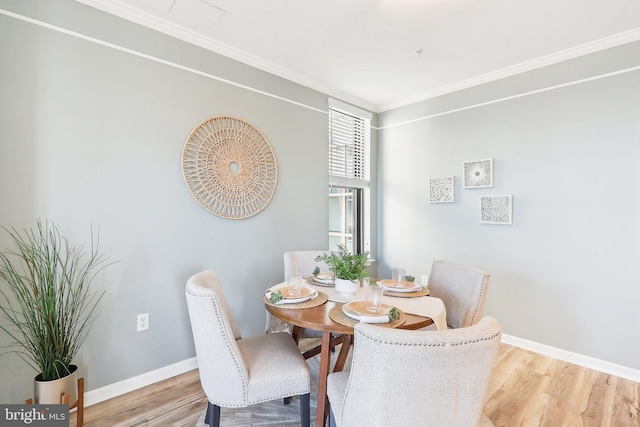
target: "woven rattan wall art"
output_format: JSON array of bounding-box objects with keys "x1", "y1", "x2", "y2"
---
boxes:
[{"x1": 181, "y1": 116, "x2": 278, "y2": 219}]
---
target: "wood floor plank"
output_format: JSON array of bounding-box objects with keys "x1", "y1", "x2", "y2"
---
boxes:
[
  {"x1": 486, "y1": 352, "x2": 552, "y2": 426},
  {"x1": 540, "y1": 360, "x2": 588, "y2": 426},
  {"x1": 580, "y1": 371, "x2": 617, "y2": 427},
  {"x1": 610, "y1": 375, "x2": 640, "y2": 426},
  {"x1": 70, "y1": 343, "x2": 640, "y2": 427}
]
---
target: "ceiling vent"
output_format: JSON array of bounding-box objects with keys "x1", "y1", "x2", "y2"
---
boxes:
[{"x1": 169, "y1": 0, "x2": 226, "y2": 32}]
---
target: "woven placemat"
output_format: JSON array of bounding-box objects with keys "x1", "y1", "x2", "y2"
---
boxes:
[
  {"x1": 383, "y1": 287, "x2": 430, "y2": 298},
  {"x1": 263, "y1": 291, "x2": 328, "y2": 310},
  {"x1": 329, "y1": 304, "x2": 406, "y2": 328},
  {"x1": 306, "y1": 277, "x2": 335, "y2": 287}
]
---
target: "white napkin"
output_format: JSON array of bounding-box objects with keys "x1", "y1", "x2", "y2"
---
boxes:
[
  {"x1": 359, "y1": 314, "x2": 390, "y2": 324},
  {"x1": 342, "y1": 303, "x2": 390, "y2": 324}
]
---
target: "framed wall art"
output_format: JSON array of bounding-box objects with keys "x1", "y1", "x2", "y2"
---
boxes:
[
  {"x1": 464, "y1": 158, "x2": 493, "y2": 188},
  {"x1": 480, "y1": 195, "x2": 512, "y2": 225},
  {"x1": 429, "y1": 176, "x2": 454, "y2": 203}
]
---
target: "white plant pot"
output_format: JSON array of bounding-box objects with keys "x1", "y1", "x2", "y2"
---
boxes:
[
  {"x1": 34, "y1": 365, "x2": 78, "y2": 404},
  {"x1": 335, "y1": 278, "x2": 360, "y2": 296}
]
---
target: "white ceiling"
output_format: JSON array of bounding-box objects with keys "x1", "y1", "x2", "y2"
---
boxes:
[{"x1": 79, "y1": 0, "x2": 640, "y2": 112}]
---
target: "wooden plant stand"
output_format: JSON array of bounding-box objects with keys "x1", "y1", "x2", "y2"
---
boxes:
[{"x1": 25, "y1": 377, "x2": 84, "y2": 427}]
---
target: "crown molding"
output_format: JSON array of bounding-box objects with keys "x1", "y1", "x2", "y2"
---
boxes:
[
  {"x1": 77, "y1": 1, "x2": 640, "y2": 113},
  {"x1": 75, "y1": 0, "x2": 376, "y2": 111},
  {"x1": 379, "y1": 27, "x2": 640, "y2": 112}
]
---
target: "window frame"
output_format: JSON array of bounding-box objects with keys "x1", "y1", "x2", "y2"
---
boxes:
[{"x1": 327, "y1": 99, "x2": 372, "y2": 256}]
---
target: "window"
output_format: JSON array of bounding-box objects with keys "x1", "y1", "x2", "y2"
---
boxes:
[{"x1": 328, "y1": 99, "x2": 372, "y2": 255}]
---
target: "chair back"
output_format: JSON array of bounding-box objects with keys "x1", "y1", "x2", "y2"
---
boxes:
[
  {"x1": 338, "y1": 317, "x2": 501, "y2": 427},
  {"x1": 428, "y1": 260, "x2": 490, "y2": 328},
  {"x1": 284, "y1": 250, "x2": 329, "y2": 280},
  {"x1": 185, "y1": 270, "x2": 249, "y2": 406}
]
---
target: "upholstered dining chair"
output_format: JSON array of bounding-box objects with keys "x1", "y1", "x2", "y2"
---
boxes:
[
  {"x1": 185, "y1": 270, "x2": 311, "y2": 427},
  {"x1": 427, "y1": 260, "x2": 490, "y2": 329},
  {"x1": 265, "y1": 250, "x2": 329, "y2": 334},
  {"x1": 268, "y1": 250, "x2": 346, "y2": 360},
  {"x1": 284, "y1": 250, "x2": 330, "y2": 279},
  {"x1": 282, "y1": 251, "x2": 345, "y2": 354},
  {"x1": 327, "y1": 317, "x2": 501, "y2": 427}
]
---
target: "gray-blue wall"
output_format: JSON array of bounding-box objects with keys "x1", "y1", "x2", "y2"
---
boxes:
[
  {"x1": 0, "y1": 0, "x2": 381, "y2": 403},
  {"x1": 377, "y1": 41, "x2": 640, "y2": 370},
  {"x1": 0, "y1": 0, "x2": 637, "y2": 406}
]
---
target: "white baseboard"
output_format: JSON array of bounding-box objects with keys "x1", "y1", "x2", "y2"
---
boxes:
[
  {"x1": 82, "y1": 335, "x2": 639, "y2": 409},
  {"x1": 502, "y1": 334, "x2": 640, "y2": 383},
  {"x1": 83, "y1": 357, "x2": 198, "y2": 407}
]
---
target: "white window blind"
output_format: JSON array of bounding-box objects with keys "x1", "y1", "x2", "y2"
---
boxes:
[{"x1": 328, "y1": 99, "x2": 371, "y2": 189}]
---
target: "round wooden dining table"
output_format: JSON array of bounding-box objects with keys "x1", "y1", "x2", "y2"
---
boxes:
[{"x1": 265, "y1": 299, "x2": 433, "y2": 427}]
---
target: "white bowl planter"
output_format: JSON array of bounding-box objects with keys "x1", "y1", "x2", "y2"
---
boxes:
[
  {"x1": 335, "y1": 278, "x2": 360, "y2": 296},
  {"x1": 35, "y1": 365, "x2": 78, "y2": 404}
]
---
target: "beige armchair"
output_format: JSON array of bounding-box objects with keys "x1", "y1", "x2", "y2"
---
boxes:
[
  {"x1": 327, "y1": 317, "x2": 501, "y2": 427},
  {"x1": 428, "y1": 260, "x2": 490, "y2": 329},
  {"x1": 185, "y1": 270, "x2": 311, "y2": 427}
]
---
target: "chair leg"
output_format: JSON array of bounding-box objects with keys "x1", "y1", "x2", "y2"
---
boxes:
[
  {"x1": 300, "y1": 393, "x2": 310, "y2": 427},
  {"x1": 206, "y1": 401, "x2": 220, "y2": 427}
]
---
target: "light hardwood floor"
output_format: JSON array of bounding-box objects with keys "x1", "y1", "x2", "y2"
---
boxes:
[{"x1": 72, "y1": 342, "x2": 639, "y2": 427}]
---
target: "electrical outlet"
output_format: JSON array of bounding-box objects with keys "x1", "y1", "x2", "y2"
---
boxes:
[
  {"x1": 137, "y1": 313, "x2": 149, "y2": 332},
  {"x1": 422, "y1": 275, "x2": 428, "y2": 287}
]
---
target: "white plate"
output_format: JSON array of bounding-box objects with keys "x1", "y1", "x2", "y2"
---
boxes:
[
  {"x1": 281, "y1": 286, "x2": 313, "y2": 299},
  {"x1": 377, "y1": 279, "x2": 422, "y2": 293},
  {"x1": 312, "y1": 273, "x2": 335, "y2": 284},
  {"x1": 342, "y1": 301, "x2": 390, "y2": 321},
  {"x1": 382, "y1": 284, "x2": 422, "y2": 293},
  {"x1": 266, "y1": 287, "x2": 317, "y2": 304}
]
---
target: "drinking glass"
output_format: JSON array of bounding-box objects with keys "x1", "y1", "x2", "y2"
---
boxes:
[
  {"x1": 392, "y1": 268, "x2": 406, "y2": 284},
  {"x1": 365, "y1": 283, "x2": 384, "y2": 313},
  {"x1": 287, "y1": 274, "x2": 302, "y2": 297}
]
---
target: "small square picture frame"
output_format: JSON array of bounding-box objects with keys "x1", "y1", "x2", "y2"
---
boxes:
[
  {"x1": 480, "y1": 195, "x2": 512, "y2": 225},
  {"x1": 429, "y1": 176, "x2": 454, "y2": 203},
  {"x1": 464, "y1": 158, "x2": 494, "y2": 188}
]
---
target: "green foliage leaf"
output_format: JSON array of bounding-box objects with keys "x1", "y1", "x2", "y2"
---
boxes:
[
  {"x1": 314, "y1": 244, "x2": 369, "y2": 281},
  {"x1": 0, "y1": 220, "x2": 113, "y2": 380},
  {"x1": 269, "y1": 290, "x2": 283, "y2": 304}
]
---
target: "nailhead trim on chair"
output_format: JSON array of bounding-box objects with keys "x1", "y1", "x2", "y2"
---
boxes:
[
  {"x1": 364, "y1": 330, "x2": 501, "y2": 347},
  {"x1": 467, "y1": 275, "x2": 489, "y2": 327},
  {"x1": 190, "y1": 292, "x2": 249, "y2": 406}
]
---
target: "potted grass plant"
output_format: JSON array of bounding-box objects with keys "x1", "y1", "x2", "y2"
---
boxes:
[
  {"x1": 315, "y1": 244, "x2": 369, "y2": 295},
  {"x1": 0, "y1": 220, "x2": 111, "y2": 404}
]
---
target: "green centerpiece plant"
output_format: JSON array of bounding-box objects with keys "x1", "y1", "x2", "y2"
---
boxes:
[
  {"x1": 315, "y1": 244, "x2": 369, "y2": 295},
  {"x1": 0, "y1": 220, "x2": 111, "y2": 403},
  {"x1": 314, "y1": 244, "x2": 369, "y2": 281}
]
